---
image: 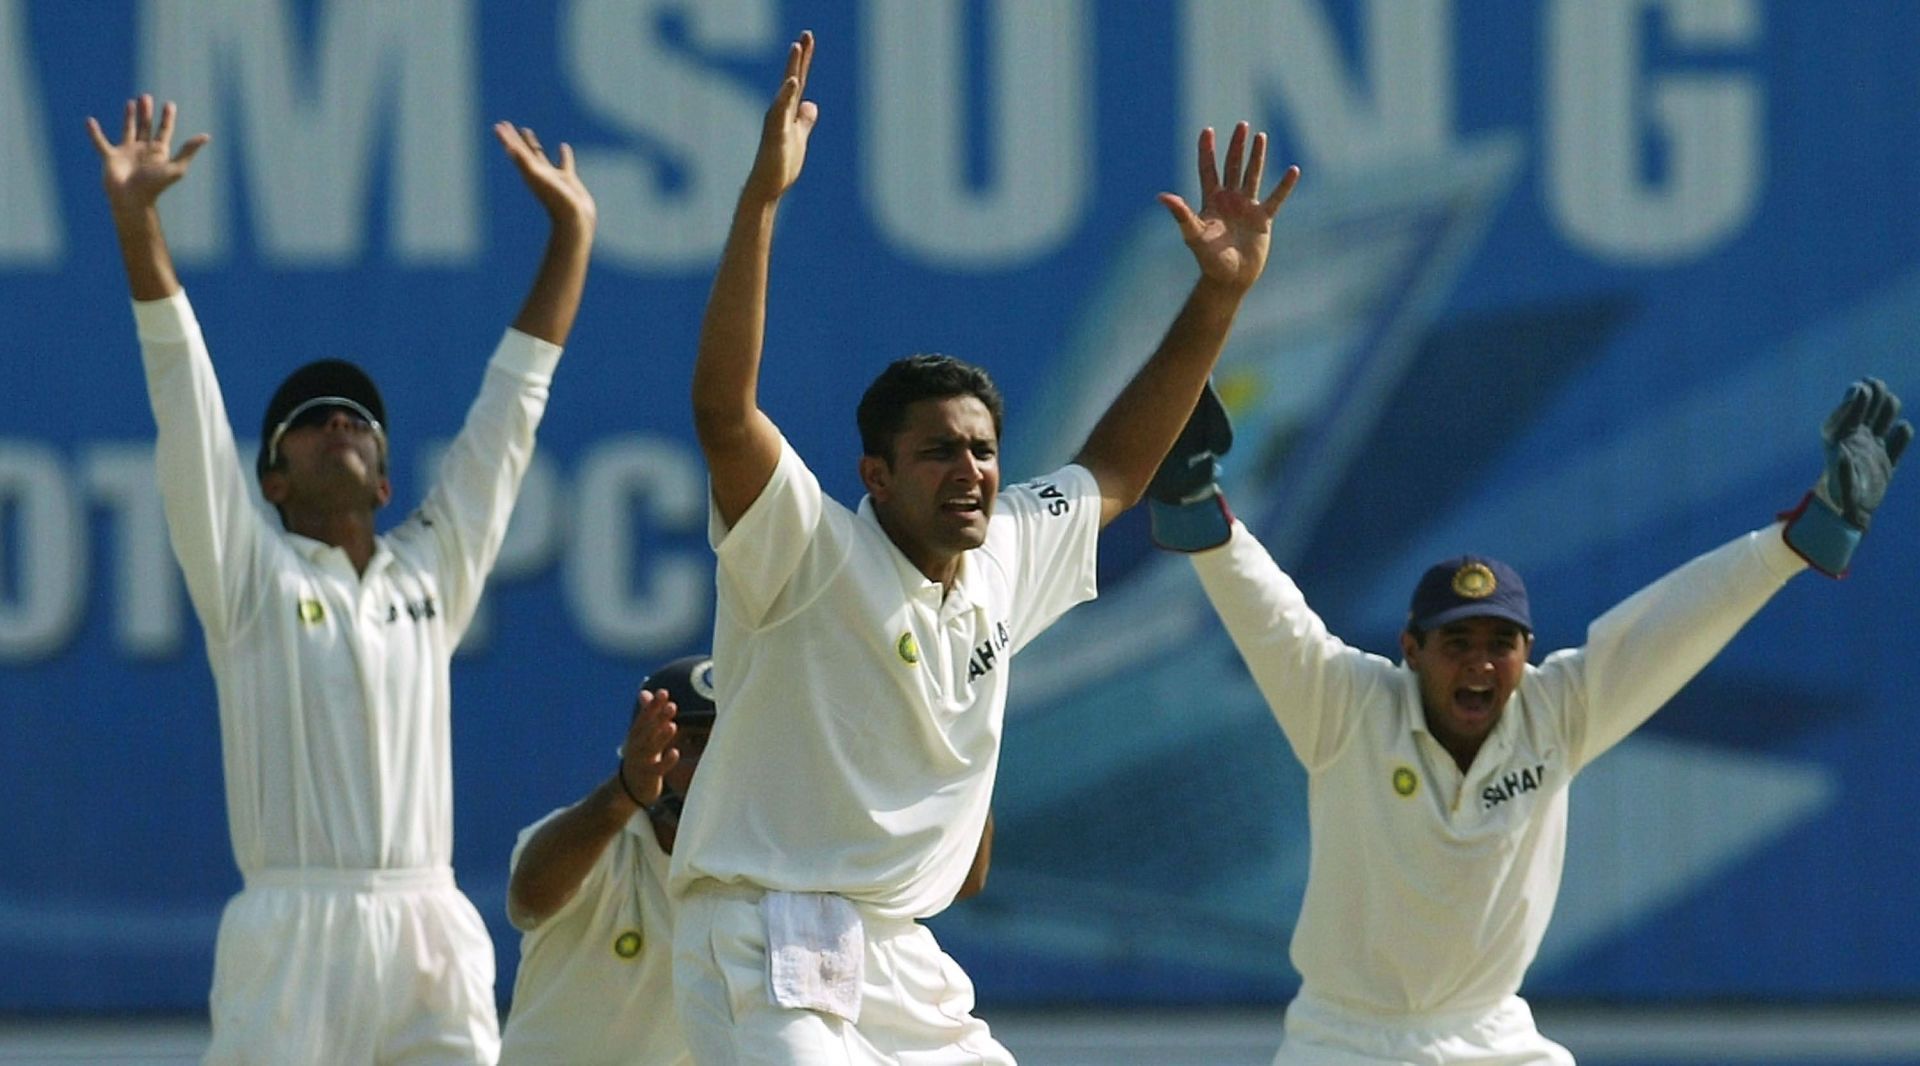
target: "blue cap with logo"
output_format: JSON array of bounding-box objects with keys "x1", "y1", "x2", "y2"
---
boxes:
[
  {"x1": 637, "y1": 654, "x2": 717, "y2": 727},
  {"x1": 1407, "y1": 556, "x2": 1531, "y2": 633}
]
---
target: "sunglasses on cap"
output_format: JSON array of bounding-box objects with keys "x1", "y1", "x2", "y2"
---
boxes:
[{"x1": 266, "y1": 396, "x2": 386, "y2": 468}]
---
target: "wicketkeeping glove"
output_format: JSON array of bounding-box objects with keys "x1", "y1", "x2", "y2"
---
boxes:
[
  {"x1": 1147, "y1": 380, "x2": 1235, "y2": 552},
  {"x1": 1781, "y1": 377, "x2": 1913, "y2": 577}
]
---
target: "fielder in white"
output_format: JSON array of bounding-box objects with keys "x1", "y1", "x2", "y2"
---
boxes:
[
  {"x1": 1145, "y1": 379, "x2": 1913, "y2": 1065},
  {"x1": 673, "y1": 30, "x2": 1299, "y2": 1065},
  {"x1": 498, "y1": 656, "x2": 996, "y2": 1066},
  {"x1": 90, "y1": 95, "x2": 596, "y2": 1064}
]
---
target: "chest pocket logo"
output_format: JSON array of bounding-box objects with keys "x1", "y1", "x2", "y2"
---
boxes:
[
  {"x1": 896, "y1": 631, "x2": 921, "y2": 665},
  {"x1": 613, "y1": 930, "x2": 642, "y2": 959},
  {"x1": 1391, "y1": 765, "x2": 1419, "y2": 797},
  {"x1": 297, "y1": 599, "x2": 326, "y2": 624}
]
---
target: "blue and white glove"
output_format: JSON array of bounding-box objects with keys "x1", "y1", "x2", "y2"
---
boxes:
[
  {"x1": 1782, "y1": 377, "x2": 1913, "y2": 577},
  {"x1": 1147, "y1": 380, "x2": 1235, "y2": 552}
]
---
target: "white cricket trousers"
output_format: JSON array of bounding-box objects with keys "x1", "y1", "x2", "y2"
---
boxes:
[
  {"x1": 1273, "y1": 991, "x2": 1575, "y2": 1065},
  {"x1": 673, "y1": 883, "x2": 1015, "y2": 1065},
  {"x1": 204, "y1": 867, "x2": 500, "y2": 1066}
]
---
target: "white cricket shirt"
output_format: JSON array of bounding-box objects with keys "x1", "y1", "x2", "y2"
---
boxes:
[
  {"x1": 500, "y1": 810, "x2": 690, "y2": 1065},
  {"x1": 670, "y1": 437, "x2": 1101, "y2": 919},
  {"x1": 1192, "y1": 521, "x2": 1803, "y2": 1015},
  {"x1": 136, "y1": 290, "x2": 558, "y2": 874}
]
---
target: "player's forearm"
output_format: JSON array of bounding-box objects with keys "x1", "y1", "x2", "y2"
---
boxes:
[
  {"x1": 1074, "y1": 278, "x2": 1245, "y2": 524},
  {"x1": 508, "y1": 217, "x2": 593, "y2": 347},
  {"x1": 692, "y1": 195, "x2": 779, "y2": 443},
  {"x1": 506, "y1": 777, "x2": 634, "y2": 929},
  {"x1": 110, "y1": 202, "x2": 182, "y2": 302}
]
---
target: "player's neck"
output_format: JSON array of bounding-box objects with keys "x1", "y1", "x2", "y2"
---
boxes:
[{"x1": 280, "y1": 508, "x2": 379, "y2": 574}]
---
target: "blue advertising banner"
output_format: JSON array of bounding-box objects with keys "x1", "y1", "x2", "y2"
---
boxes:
[{"x1": 2, "y1": 0, "x2": 1916, "y2": 1011}]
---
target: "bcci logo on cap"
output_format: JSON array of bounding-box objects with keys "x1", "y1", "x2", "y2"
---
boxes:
[{"x1": 1451, "y1": 562, "x2": 1497, "y2": 599}]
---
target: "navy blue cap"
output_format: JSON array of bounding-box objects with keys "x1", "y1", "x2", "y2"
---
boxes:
[
  {"x1": 638, "y1": 654, "x2": 717, "y2": 727},
  {"x1": 1407, "y1": 556, "x2": 1531, "y2": 633}
]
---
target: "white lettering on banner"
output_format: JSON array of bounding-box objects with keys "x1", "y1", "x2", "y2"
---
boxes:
[
  {"x1": 1545, "y1": 0, "x2": 1762, "y2": 262},
  {"x1": 864, "y1": 0, "x2": 1090, "y2": 268},
  {"x1": 0, "y1": 437, "x2": 711, "y2": 663},
  {"x1": 0, "y1": 0, "x2": 60, "y2": 265},
  {"x1": 563, "y1": 0, "x2": 773, "y2": 269},
  {"x1": 84, "y1": 445, "x2": 183, "y2": 659},
  {"x1": 137, "y1": 0, "x2": 479, "y2": 264},
  {"x1": 0, "y1": 443, "x2": 85, "y2": 660},
  {"x1": 1183, "y1": 0, "x2": 1453, "y2": 171},
  {"x1": 566, "y1": 435, "x2": 709, "y2": 653},
  {"x1": 0, "y1": 3, "x2": 1768, "y2": 273}
]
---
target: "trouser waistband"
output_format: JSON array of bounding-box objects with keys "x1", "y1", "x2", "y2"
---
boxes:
[
  {"x1": 682, "y1": 880, "x2": 920, "y2": 937},
  {"x1": 244, "y1": 865, "x2": 454, "y2": 892}
]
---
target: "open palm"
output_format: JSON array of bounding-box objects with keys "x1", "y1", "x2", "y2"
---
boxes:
[
  {"x1": 86, "y1": 95, "x2": 208, "y2": 211},
  {"x1": 1159, "y1": 124, "x2": 1300, "y2": 292},
  {"x1": 493, "y1": 122, "x2": 597, "y2": 231}
]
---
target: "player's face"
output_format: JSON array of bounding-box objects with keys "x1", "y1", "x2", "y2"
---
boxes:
[
  {"x1": 263, "y1": 406, "x2": 392, "y2": 513},
  {"x1": 1401, "y1": 616, "x2": 1531, "y2": 766},
  {"x1": 665, "y1": 723, "x2": 711, "y2": 797},
  {"x1": 861, "y1": 395, "x2": 1001, "y2": 579}
]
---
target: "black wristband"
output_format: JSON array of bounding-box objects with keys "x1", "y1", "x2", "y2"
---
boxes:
[{"x1": 615, "y1": 763, "x2": 649, "y2": 808}]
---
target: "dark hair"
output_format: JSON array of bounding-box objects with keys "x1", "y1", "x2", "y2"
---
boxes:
[{"x1": 855, "y1": 354, "x2": 1005, "y2": 460}]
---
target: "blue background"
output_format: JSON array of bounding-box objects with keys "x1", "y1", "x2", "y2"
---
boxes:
[{"x1": 2, "y1": 0, "x2": 1916, "y2": 1012}]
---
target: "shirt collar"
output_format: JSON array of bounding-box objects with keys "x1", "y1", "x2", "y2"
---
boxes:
[{"x1": 855, "y1": 495, "x2": 978, "y2": 611}]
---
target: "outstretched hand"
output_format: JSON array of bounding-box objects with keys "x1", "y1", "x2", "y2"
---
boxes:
[
  {"x1": 1159, "y1": 123, "x2": 1300, "y2": 293},
  {"x1": 86, "y1": 95, "x2": 209, "y2": 214},
  {"x1": 616, "y1": 689, "x2": 680, "y2": 810},
  {"x1": 744, "y1": 30, "x2": 819, "y2": 204},
  {"x1": 494, "y1": 122, "x2": 596, "y2": 233}
]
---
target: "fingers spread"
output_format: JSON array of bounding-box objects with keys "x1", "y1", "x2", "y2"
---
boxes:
[
  {"x1": 120, "y1": 98, "x2": 136, "y2": 144},
  {"x1": 157, "y1": 101, "x2": 177, "y2": 146},
  {"x1": 1262, "y1": 165, "x2": 1302, "y2": 219},
  {"x1": 86, "y1": 116, "x2": 112, "y2": 156},
  {"x1": 1244, "y1": 131, "x2": 1267, "y2": 197},
  {"x1": 1159, "y1": 192, "x2": 1201, "y2": 242},
  {"x1": 1195, "y1": 127, "x2": 1220, "y2": 199},
  {"x1": 1222, "y1": 122, "x2": 1248, "y2": 193},
  {"x1": 175, "y1": 133, "x2": 211, "y2": 165}
]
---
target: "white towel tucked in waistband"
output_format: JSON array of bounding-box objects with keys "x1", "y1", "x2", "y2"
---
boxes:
[{"x1": 761, "y1": 890, "x2": 866, "y2": 1022}]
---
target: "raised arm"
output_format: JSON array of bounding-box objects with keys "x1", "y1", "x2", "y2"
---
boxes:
[
  {"x1": 494, "y1": 123, "x2": 597, "y2": 346},
  {"x1": 693, "y1": 30, "x2": 818, "y2": 527},
  {"x1": 507, "y1": 689, "x2": 679, "y2": 931},
  {"x1": 87, "y1": 95, "x2": 209, "y2": 301},
  {"x1": 1073, "y1": 124, "x2": 1299, "y2": 526}
]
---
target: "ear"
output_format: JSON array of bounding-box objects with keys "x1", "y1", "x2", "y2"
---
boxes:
[
  {"x1": 858, "y1": 454, "x2": 891, "y2": 501},
  {"x1": 1399, "y1": 629, "x2": 1421, "y2": 664},
  {"x1": 260, "y1": 470, "x2": 289, "y2": 505},
  {"x1": 372, "y1": 475, "x2": 394, "y2": 510}
]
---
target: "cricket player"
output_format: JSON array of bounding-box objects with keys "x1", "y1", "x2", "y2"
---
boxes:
[
  {"x1": 499, "y1": 657, "x2": 995, "y2": 1065},
  {"x1": 671, "y1": 30, "x2": 1299, "y2": 1065},
  {"x1": 89, "y1": 95, "x2": 596, "y2": 1063},
  {"x1": 1146, "y1": 379, "x2": 1912, "y2": 1064}
]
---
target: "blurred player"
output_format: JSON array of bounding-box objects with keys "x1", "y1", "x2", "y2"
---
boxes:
[
  {"x1": 671, "y1": 29, "x2": 1298, "y2": 1064},
  {"x1": 1147, "y1": 379, "x2": 1913, "y2": 1064},
  {"x1": 88, "y1": 95, "x2": 596, "y2": 1064},
  {"x1": 499, "y1": 656, "x2": 994, "y2": 1065}
]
